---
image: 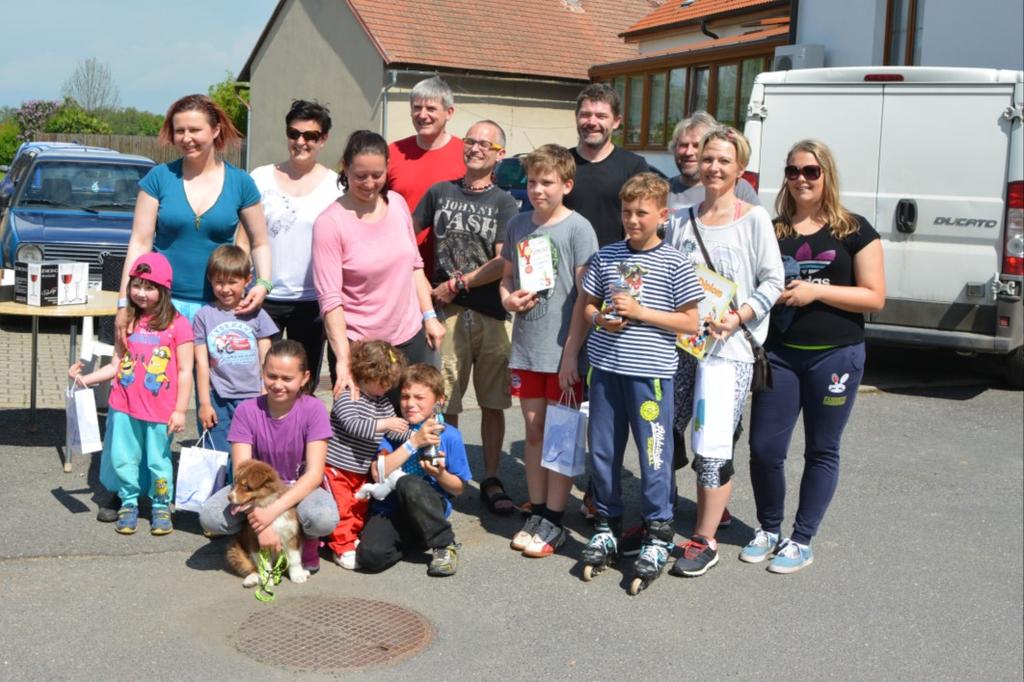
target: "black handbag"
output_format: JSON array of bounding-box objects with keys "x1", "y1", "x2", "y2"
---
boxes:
[{"x1": 688, "y1": 207, "x2": 773, "y2": 392}]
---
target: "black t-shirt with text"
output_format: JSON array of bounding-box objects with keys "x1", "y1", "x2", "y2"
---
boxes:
[
  {"x1": 564, "y1": 146, "x2": 648, "y2": 247},
  {"x1": 770, "y1": 214, "x2": 880, "y2": 347},
  {"x1": 413, "y1": 181, "x2": 518, "y2": 320}
]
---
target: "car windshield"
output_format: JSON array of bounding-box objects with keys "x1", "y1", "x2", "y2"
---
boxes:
[
  {"x1": 15, "y1": 161, "x2": 149, "y2": 213},
  {"x1": 495, "y1": 158, "x2": 526, "y2": 190}
]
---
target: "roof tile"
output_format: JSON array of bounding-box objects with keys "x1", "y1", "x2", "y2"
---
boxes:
[{"x1": 623, "y1": 0, "x2": 783, "y2": 36}]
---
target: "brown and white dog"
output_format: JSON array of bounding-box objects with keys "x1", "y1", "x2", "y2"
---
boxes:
[{"x1": 226, "y1": 459, "x2": 309, "y2": 587}]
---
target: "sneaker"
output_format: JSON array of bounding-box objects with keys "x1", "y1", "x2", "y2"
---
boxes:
[
  {"x1": 302, "y1": 537, "x2": 322, "y2": 574},
  {"x1": 579, "y1": 490, "x2": 597, "y2": 521},
  {"x1": 150, "y1": 507, "x2": 173, "y2": 535},
  {"x1": 767, "y1": 539, "x2": 814, "y2": 574},
  {"x1": 618, "y1": 524, "x2": 647, "y2": 558},
  {"x1": 332, "y1": 550, "x2": 359, "y2": 571},
  {"x1": 719, "y1": 507, "x2": 733, "y2": 528},
  {"x1": 739, "y1": 528, "x2": 780, "y2": 564},
  {"x1": 669, "y1": 535, "x2": 719, "y2": 577},
  {"x1": 510, "y1": 515, "x2": 541, "y2": 551},
  {"x1": 522, "y1": 518, "x2": 566, "y2": 558},
  {"x1": 96, "y1": 493, "x2": 122, "y2": 523},
  {"x1": 427, "y1": 543, "x2": 459, "y2": 577},
  {"x1": 115, "y1": 505, "x2": 139, "y2": 535}
]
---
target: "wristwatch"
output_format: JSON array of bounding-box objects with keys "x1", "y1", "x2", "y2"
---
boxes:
[{"x1": 453, "y1": 271, "x2": 468, "y2": 292}]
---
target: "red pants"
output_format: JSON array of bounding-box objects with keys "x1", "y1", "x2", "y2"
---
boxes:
[{"x1": 324, "y1": 467, "x2": 370, "y2": 554}]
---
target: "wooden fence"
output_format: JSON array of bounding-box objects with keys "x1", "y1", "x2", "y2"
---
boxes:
[{"x1": 33, "y1": 132, "x2": 245, "y2": 167}]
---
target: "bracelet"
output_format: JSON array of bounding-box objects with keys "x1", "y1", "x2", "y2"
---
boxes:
[
  {"x1": 591, "y1": 310, "x2": 601, "y2": 326},
  {"x1": 422, "y1": 310, "x2": 438, "y2": 322},
  {"x1": 403, "y1": 440, "x2": 417, "y2": 456},
  {"x1": 729, "y1": 309, "x2": 741, "y2": 321},
  {"x1": 117, "y1": 297, "x2": 129, "y2": 309},
  {"x1": 447, "y1": 279, "x2": 457, "y2": 294},
  {"x1": 255, "y1": 277, "x2": 273, "y2": 293}
]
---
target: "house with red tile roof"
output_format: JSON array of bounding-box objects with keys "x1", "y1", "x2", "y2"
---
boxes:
[{"x1": 238, "y1": 0, "x2": 654, "y2": 169}]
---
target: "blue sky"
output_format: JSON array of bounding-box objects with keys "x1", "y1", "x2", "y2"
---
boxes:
[{"x1": 1, "y1": 0, "x2": 279, "y2": 113}]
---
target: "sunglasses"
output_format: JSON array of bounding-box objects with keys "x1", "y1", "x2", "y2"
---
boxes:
[
  {"x1": 784, "y1": 164, "x2": 822, "y2": 181},
  {"x1": 463, "y1": 137, "x2": 504, "y2": 152},
  {"x1": 286, "y1": 128, "x2": 324, "y2": 143}
]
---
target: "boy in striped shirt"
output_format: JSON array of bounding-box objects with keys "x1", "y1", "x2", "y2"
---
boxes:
[{"x1": 579, "y1": 173, "x2": 703, "y2": 590}]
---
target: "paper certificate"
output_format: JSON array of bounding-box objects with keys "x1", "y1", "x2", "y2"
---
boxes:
[
  {"x1": 517, "y1": 235, "x2": 555, "y2": 293},
  {"x1": 677, "y1": 264, "x2": 738, "y2": 360}
]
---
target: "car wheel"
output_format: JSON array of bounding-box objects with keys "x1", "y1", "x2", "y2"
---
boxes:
[{"x1": 1005, "y1": 346, "x2": 1024, "y2": 390}]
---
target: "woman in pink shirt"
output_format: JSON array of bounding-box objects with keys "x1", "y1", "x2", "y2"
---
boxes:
[{"x1": 313, "y1": 130, "x2": 445, "y2": 400}]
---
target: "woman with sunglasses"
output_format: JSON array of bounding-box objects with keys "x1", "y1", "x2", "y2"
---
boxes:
[
  {"x1": 743, "y1": 140, "x2": 885, "y2": 574},
  {"x1": 312, "y1": 130, "x2": 445, "y2": 402},
  {"x1": 664, "y1": 126, "x2": 784, "y2": 579},
  {"x1": 249, "y1": 100, "x2": 342, "y2": 389}
]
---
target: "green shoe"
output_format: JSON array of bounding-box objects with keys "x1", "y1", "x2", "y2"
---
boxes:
[
  {"x1": 115, "y1": 505, "x2": 139, "y2": 535},
  {"x1": 150, "y1": 507, "x2": 174, "y2": 536},
  {"x1": 427, "y1": 543, "x2": 460, "y2": 577}
]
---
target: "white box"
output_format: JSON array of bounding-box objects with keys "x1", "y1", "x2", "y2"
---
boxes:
[{"x1": 14, "y1": 261, "x2": 89, "y2": 306}]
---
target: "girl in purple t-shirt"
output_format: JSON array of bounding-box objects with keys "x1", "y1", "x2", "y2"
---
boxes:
[
  {"x1": 70, "y1": 253, "x2": 194, "y2": 537},
  {"x1": 199, "y1": 340, "x2": 339, "y2": 575}
]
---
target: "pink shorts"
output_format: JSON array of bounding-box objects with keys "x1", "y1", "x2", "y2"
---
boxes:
[{"x1": 509, "y1": 369, "x2": 582, "y2": 403}]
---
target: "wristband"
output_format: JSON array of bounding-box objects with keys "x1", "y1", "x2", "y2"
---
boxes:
[
  {"x1": 117, "y1": 297, "x2": 129, "y2": 309},
  {"x1": 255, "y1": 277, "x2": 273, "y2": 293},
  {"x1": 591, "y1": 310, "x2": 601, "y2": 327},
  {"x1": 403, "y1": 440, "x2": 418, "y2": 456},
  {"x1": 422, "y1": 310, "x2": 438, "y2": 322},
  {"x1": 447, "y1": 279, "x2": 457, "y2": 294},
  {"x1": 729, "y1": 309, "x2": 741, "y2": 322}
]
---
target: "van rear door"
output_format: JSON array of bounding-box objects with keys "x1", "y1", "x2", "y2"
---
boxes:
[
  {"x1": 753, "y1": 82, "x2": 884, "y2": 225},
  {"x1": 873, "y1": 81, "x2": 1013, "y2": 333}
]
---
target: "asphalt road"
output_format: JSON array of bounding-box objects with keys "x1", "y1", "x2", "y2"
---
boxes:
[{"x1": 0, "y1": 380, "x2": 1021, "y2": 680}]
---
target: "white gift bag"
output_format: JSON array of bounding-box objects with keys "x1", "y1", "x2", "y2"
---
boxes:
[
  {"x1": 692, "y1": 356, "x2": 737, "y2": 460},
  {"x1": 541, "y1": 395, "x2": 588, "y2": 478},
  {"x1": 65, "y1": 384, "x2": 103, "y2": 457},
  {"x1": 174, "y1": 431, "x2": 229, "y2": 513}
]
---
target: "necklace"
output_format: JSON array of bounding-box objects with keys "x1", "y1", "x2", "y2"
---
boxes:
[{"x1": 458, "y1": 176, "x2": 493, "y2": 192}]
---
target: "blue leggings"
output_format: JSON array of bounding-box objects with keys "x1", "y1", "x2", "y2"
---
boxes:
[{"x1": 747, "y1": 342, "x2": 864, "y2": 545}]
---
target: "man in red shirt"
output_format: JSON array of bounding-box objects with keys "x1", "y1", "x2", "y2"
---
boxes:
[{"x1": 388, "y1": 76, "x2": 466, "y2": 277}]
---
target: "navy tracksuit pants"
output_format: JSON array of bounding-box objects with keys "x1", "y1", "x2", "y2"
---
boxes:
[{"x1": 748, "y1": 342, "x2": 864, "y2": 545}]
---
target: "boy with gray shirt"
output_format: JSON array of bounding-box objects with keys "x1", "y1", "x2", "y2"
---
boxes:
[{"x1": 193, "y1": 245, "x2": 278, "y2": 456}]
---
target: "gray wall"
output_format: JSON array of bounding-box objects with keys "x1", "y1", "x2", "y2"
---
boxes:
[{"x1": 246, "y1": 0, "x2": 383, "y2": 170}]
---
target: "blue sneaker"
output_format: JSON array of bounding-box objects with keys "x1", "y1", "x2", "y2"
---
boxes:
[
  {"x1": 739, "y1": 528, "x2": 780, "y2": 564},
  {"x1": 767, "y1": 538, "x2": 813, "y2": 574},
  {"x1": 115, "y1": 505, "x2": 139, "y2": 535},
  {"x1": 150, "y1": 507, "x2": 174, "y2": 536}
]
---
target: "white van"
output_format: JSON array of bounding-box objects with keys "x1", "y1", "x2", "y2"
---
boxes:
[{"x1": 743, "y1": 66, "x2": 1023, "y2": 387}]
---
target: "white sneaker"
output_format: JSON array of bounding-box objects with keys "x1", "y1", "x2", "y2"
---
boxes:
[
  {"x1": 333, "y1": 550, "x2": 359, "y2": 570},
  {"x1": 510, "y1": 514, "x2": 542, "y2": 551},
  {"x1": 522, "y1": 518, "x2": 565, "y2": 558}
]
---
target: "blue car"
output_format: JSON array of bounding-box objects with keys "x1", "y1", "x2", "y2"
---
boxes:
[{"x1": 0, "y1": 144, "x2": 154, "y2": 283}]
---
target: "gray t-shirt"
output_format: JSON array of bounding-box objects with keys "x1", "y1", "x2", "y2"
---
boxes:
[
  {"x1": 668, "y1": 175, "x2": 761, "y2": 210},
  {"x1": 193, "y1": 304, "x2": 279, "y2": 398},
  {"x1": 413, "y1": 181, "x2": 518, "y2": 319},
  {"x1": 500, "y1": 210, "x2": 599, "y2": 373}
]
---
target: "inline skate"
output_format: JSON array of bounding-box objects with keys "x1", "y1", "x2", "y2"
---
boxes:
[
  {"x1": 580, "y1": 516, "x2": 621, "y2": 581},
  {"x1": 628, "y1": 519, "x2": 674, "y2": 595}
]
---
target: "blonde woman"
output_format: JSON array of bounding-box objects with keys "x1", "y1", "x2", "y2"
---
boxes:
[{"x1": 742, "y1": 140, "x2": 884, "y2": 573}]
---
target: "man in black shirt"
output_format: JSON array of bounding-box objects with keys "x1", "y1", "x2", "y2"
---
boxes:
[{"x1": 564, "y1": 83, "x2": 649, "y2": 246}]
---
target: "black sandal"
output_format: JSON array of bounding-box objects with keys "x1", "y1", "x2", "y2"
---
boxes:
[{"x1": 479, "y1": 477, "x2": 516, "y2": 516}]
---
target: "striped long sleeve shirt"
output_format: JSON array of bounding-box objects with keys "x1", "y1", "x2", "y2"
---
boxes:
[{"x1": 327, "y1": 390, "x2": 408, "y2": 473}]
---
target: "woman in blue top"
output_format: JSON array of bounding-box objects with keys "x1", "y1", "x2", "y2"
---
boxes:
[{"x1": 116, "y1": 94, "x2": 271, "y2": 333}]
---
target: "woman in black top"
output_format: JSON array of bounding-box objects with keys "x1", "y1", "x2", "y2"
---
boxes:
[{"x1": 744, "y1": 139, "x2": 885, "y2": 574}]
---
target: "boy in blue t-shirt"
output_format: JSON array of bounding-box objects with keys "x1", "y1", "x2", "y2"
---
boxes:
[
  {"x1": 579, "y1": 173, "x2": 703, "y2": 592},
  {"x1": 356, "y1": 364, "x2": 471, "y2": 577},
  {"x1": 193, "y1": 245, "x2": 278, "y2": 455}
]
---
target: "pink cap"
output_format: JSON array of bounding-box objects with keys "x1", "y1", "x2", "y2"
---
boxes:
[{"x1": 128, "y1": 252, "x2": 173, "y2": 289}]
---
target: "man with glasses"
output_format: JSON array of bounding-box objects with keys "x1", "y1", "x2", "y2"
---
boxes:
[
  {"x1": 667, "y1": 111, "x2": 760, "y2": 210},
  {"x1": 388, "y1": 75, "x2": 466, "y2": 277},
  {"x1": 413, "y1": 120, "x2": 519, "y2": 516}
]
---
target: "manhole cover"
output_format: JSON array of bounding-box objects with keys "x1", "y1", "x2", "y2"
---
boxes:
[{"x1": 234, "y1": 596, "x2": 434, "y2": 672}]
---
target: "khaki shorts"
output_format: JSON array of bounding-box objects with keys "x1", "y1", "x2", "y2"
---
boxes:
[{"x1": 440, "y1": 304, "x2": 512, "y2": 413}]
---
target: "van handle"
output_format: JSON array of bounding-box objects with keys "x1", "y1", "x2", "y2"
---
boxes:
[{"x1": 896, "y1": 199, "x2": 917, "y2": 234}]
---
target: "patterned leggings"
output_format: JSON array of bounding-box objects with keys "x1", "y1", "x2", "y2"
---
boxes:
[{"x1": 673, "y1": 351, "x2": 753, "y2": 488}]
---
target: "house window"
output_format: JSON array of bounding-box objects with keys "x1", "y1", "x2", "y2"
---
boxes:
[
  {"x1": 602, "y1": 53, "x2": 771, "y2": 149},
  {"x1": 885, "y1": 0, "x2": 924, "y2": 65}
]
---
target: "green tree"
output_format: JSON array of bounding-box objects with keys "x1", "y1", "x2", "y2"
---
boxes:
[
  {"x1": 43, "y1": 98, "x2": 112, "y2": 134},
  {"x1": 96, "y1": 107, "x2": 163, "y2": 136},
  {"x1": 208, "y1": 71, "x2": 249, "y2": 136},
  {"x1": 0, "y1": 119, "x2": 20, "y2": 166}
]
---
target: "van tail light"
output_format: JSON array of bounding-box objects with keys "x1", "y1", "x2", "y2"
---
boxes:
[
  {"x1": 742, "y1": 171, "x2": 760, "y2": 192},
  {"x1": 1004, "y1": 180, "x2": 1024, "y2": 276}
]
